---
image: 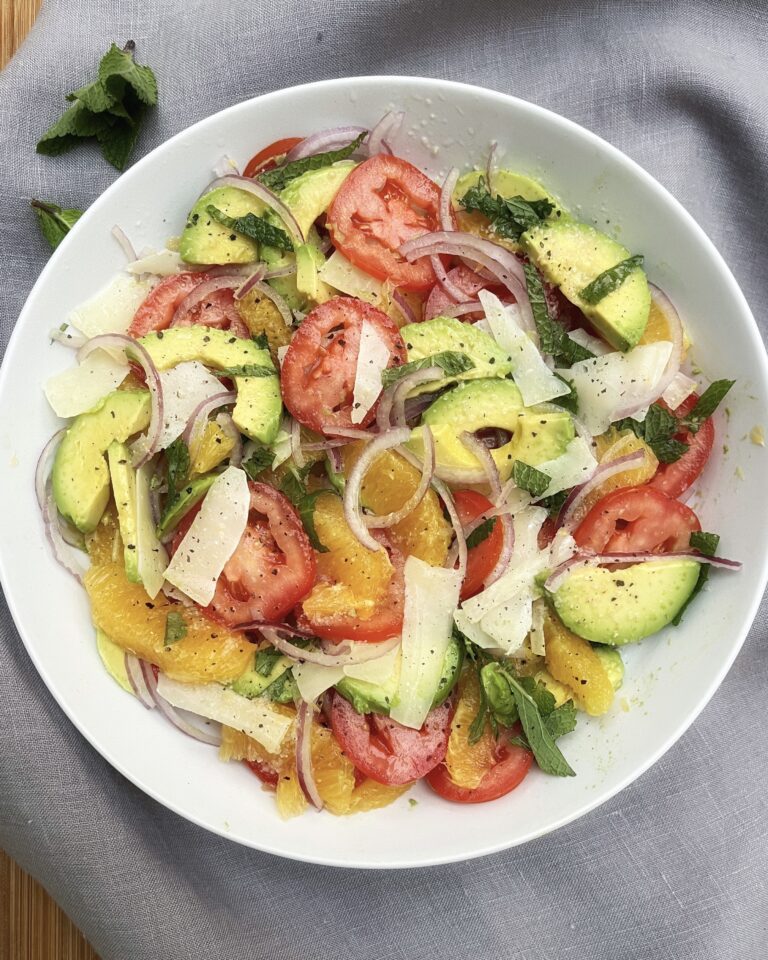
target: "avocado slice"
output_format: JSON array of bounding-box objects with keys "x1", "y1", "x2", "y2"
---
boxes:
[
  {"x1": 137, "y1": 326, "x2": 281, "y2": 444},
  {"x1": 95, "y1": 629, "x2": 133, "y2": 694},
  {"x1": 106, "y1": 441, "x2": 140, "y2": 582},
  {"x1": 335, "y1": 634, "x2": 463, "y2": 716},
  {"x1": 454, "y1": 168, "x2": 561, "y2": 211},
  {"x1": 550, "y1": 559, "x2": 701, "y2": 645},
  {"x1": 52, "y1": 390, "x2": 150, "y2": 533},
  {"x1": 179, "y1": 186, "x2": 265, "y2": 265},
  {"x1": 593, "y1": 645, "x2": 624, "y2": 689},
  {"x1": 400, "y1": 315, "x2": 515, "y2": 394},
  {"x1": 522, "y1": 220, "x2": 651, "y2": 352},
  {"x1": 157, "y1": 473, "x2": 218, "y2": 540},
  {"x1": 280, "y1": 160, "x2": 356, "y2": 238},
  {"x1": 231, "y1": 650, "x2": 292, "y2": 699},
  {"x1": 408, "y1": 379, "x2": 574, "y2": 483}
]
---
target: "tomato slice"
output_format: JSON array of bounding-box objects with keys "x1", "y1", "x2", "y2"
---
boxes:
[
  {"x1": 171, "y1": 482, "x2": 317, "y2": 627},
  {"x1": 329, "y1": 692, "x2": 453, "y2": 785},
  {"x1": 453, "y1": 490, "x2": 504, "y2": 600},
  {"x1": 649, "y1": 393, "x2": 715, "y2": 500},
  {"x1": 127, "y1": 273, "x2": 247, "y2": 338},
  {"x1": 299, "y1": 536, "x2": 405, "y2": 643},
  {"x1": 573, "y1": 485, "x2": 701, "y2": 554},
  {"x1": 426, "y1": 743, "x2": 533, "y2": 803},
  {"x1": 243, "y1": 137, "x2": 303, "y2": 178},
  {"x1": 327, "y1": 154, "x2": 443, "y2": 292},
  {"x1": 281, "y1": 296, "x2": 406, "y2": 435},
  {"x1": 424, "y1": 264, "x2": 508, "y2": 322}
]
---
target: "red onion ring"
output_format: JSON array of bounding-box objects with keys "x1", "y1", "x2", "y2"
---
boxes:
[
  {"x1": 459, "y1": 431, "x2": 502, "y2": 501},
  {"x1": 260, "y1": 627, "x2": 401, "y2": 667},
  {"x1": 389, "y1": 366, "x2": 445, "y2": 428},
  {"x1": 36, "y1": 428, "x2": 66, "y2": 511},
  {"x1": 325, "y1": 426, "x2": 377, "y2": 440},
  {"x1": 77, "y1": 334, "x2": 164, "y2": 469},
  {"x1": 367, "y1": 111, "x2": 404, "y2": 155},
  {"x1": 290, "y1": 417, "x2": 305, "y2": 469},
  {"x1": 141, "y1": 661, "x2": 221, "y2": 745},
  {"x1": 545, "y1": 550, "x2": 741, "y2": 593},
  {"x1": 430, "y1": 255, "x2": 468, "y2": 304},
  {"x1": 111, "y1": 225, "x2": 137, "y2": 262},
  {"x1": 182, "y1": 390, "x2": 237, "y2": 452},
  {"x1": 244, "y1": 280, "x2": 294, "y2": 330},
  {"x1": 296, "y1": 700, "x2": 324, "y2": 810},
  {"x1": 234, "y1": 265, "x2": 268, "y2": 300},
  {"x1": 360, "y1": 426, "x2": 435, "y2": 528},
  {"x1": 391, "y1": 289, "x2": 418, "y2": 325},
  {"x1": 285, "y1": 126, "x2": 368, "y2": 163},
  {"x1": 483, "y1": 514, "x2": 515, "y2": 589},
  {"x1": 42, "y1": 481, "x2": 87, "y2": 582},
  {"x1": 125, "y1": 654, "x2": 156, "y2": 709},
  {"x1": 440, "y1": 300, "x2": 484, "y2": 319},
  {"x1": 438, "y1": 168, "x2": 459, "y2": 232},
  {"x1": 400, "y1": 231, "x2": 533, "y2": 332},
  {"x1": 343, "y1": 427, "x2": 412, "y2": 550},
  {"x1": 557, "y1": 450, "x2": 646, "y2": 531},
  {"x1": 215, "y1": 412, "x2": 243, "y2": 467},
  {"x1": 431, "y1": 477, "x2": 468, "y2": 581},
  {"x1": 203, "y1": 175, "x2": 305, "y2": 245}
]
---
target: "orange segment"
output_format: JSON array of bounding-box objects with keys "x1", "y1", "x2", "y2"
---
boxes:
[
  {"x1": 302, "y1": 493, "x2": 394, "y2": 622},
  {"x1": 190, "y1": 420, "x2": 235, "y2": 475},
  {"x1": 84, "y1": 562, "x2": 253, "y2": 683},
  {"x1": 544, "y1": 613, "x2": 614, "y2": 716},
  {"x1": 236, "y1": 287, "x2": 291, "y2": 363},
  {"x1": 349, "y1": 778, "x2": 411, "y2": 812},
  {"x1": 639, "y1": 293, "x2": 690, "y2": 355},
  {"x1": 444, "y1": 670, "x2": 496, "y2": 789},
  {"x1": 342, "y1": 442, "x2": 451, "y2": 566},
  {"x1": 575, "y1": 431, "x2": 658, "y2": 523}
]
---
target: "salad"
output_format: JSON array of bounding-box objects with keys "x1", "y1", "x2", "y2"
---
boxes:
[{"x1": 38, "y1": 110, "x2": 741, "y2": 816}]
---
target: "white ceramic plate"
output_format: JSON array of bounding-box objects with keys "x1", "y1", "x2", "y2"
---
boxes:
[{"x1": 1, "y1": 77, "x2": 767, "y2": 869}]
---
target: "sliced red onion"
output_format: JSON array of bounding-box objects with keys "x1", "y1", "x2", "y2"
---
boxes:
[
  {"x1": 141, "y1": 660, "x2": 221, "y2": 745},
  {"x1": 111, "y1": 225, "x2": 137, "y2": 263},
  {"x1": 215, "y1": 412, "x2": 243, "y2": 467},
  {"x1": 438, "y1": 167, "x2": 460, "y2": 232},
  {"x1": 300, "y1": 438, "x2": 350, "y2": 453},
  {"x1": 430, "y1": 255, "x2": 467, "y2": 303},
  {"x1": 360, "y1": 427, "x2": 435, "y2": 529},
  {"x1": 391, "y1": 289, "x2": 418, "y2": 324},
  {"x1": 486, "y1": 141, "x2": 498, "y2": 188},
  {"x1": 325, "y1": 426, "x2": 377, "y2": 440},
  {"x1": 77, "y1": 334, "x2": 164, "y2": 469},
  {"x1": 41, "y1": 480, "x2": 87, "y2": 582},
  {"x1": 460, "y1": 431, "x2": 502, "y2": 502},
  {"x1": 440, "y1": 300, "x2": 484, "y2": 319},
  {"x1": 557, "y1": 450, "x2": 646, "y2": 531},
  {"x1": 402, "y1": 390, "x2": 443, "y2": 425},
  {"x1": 245, "y1": 280, "x2": 294, "y2": 329},
  {"x1": 212, "y1": 154, "x2": 240, "y2": 178},
  {"x1": 367, "y1": 111, "x2": 404, "y2": 155},
  {"x1": 389, "y1": 366, "x2": 445, "y2": 428},
  {"x1": 172, "y1": 276, "x2": 242, "y2": 327},
  {"x1": 296, "y1": 700, "x2": 324, "y2": 810},
  {"x1": 233, "y1": 265, "x2": 268, "y2": 300},
  {"x1": 260, "y1": 627, "x2": 400, "y2": 667},
  {"x1": 483, "y1": 514, "x2": 515, "y2": 589},
  {"x1": 182, "y1": 389, "x2": 237, "y2": 452},
  {"x1": 49, "y1": 325, "x2": 86, "y2": 349},
  {"x1": 265, "y1": 260, "x2": 298, "y2": 280},
  {"x1": 290, "y1": 417, "x2": 305, "y2": 469},
  {"x1": 344, "y1": 428, "x2": 412, "y2": 550},
  {"x1": 400, "y1": 231, "x2": 533, "y2": 332},
  {"x1": 203, "y1": 175, "x2": 304, "y2": 245},
  {"x1": 125, "y1": 654, "x2": 156, "y2": 709},
  {"x1": 285, "y1": 126, "x2": 368, "y2": 163},
  {"x1": 545, "y1": 550, "x2": 742, "y2": 593},
  {"x1": 430, "y1": 477, "x2": 468, "y2": 581},
  {"x1": 36, "y1": 428, "x2": 66, "y2": 511},
  {"x1": 327, "y1": 446, "x2": 343, "y2": 475},
  {"x1": 613, "y1": 284, "x2": 683, "y2": 420}
]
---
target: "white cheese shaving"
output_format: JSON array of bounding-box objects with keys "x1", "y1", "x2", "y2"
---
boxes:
[
  {"x1": 567, "y1": 328, "x2": 611, "y2": 356},
  {"x1": 155, "y1": 361, "x2": 226, "y2": 449},
  {"x1": 294, "y1": 662, "x2": 344, "y2": 703},
  {"x1": 560, "y1": 341, "x2": 672, "y2": 435},
  {"x1": 343, "y1": 645, "x2": 401, "y2": 685},
  {"x1": 270, "y1": 419, "x2": 293, "y2": 470},
  {"x1": 126, "y1": 249, "x2": 187, "y2": 277},
  {"x1": 529, "y1": 598, "x2": 546, "y2": 656},
  {"x1": 156, "y1": 674, "x2": 292, "y2": 753},
  {"x1": 135, "y1": 462, "x2": 169, "y2": 599},
  {"x1": 44, "y1": 349, "x2": 129, "y2": 418},
  {"x1": 535, "y1": 436, "x2": 598, "y2": 498},
  {"x1": 67, "y1": 275, "x2": 152, "y2": 338},
  {"x1": 318, "y1": 250, "x2": 382, "y2": 304},
  {"x1": 661, "y1": 371, "x2": 697, "y2": 410},
  {"x1": 479, "y1": 290, "x2": 569, "y2": 406},
  {"x1": 391, "y1": 557, "x2": 462, "y2": 729},
  {"x1": 351, "y1": 321, "x2": 391, "y2": 424},
  {"x1": 163, "y1": 466, "x2": 250, "y2": 606},
  {"x1": 293, "y1": 644, "x2": 403, "y2": 703}
]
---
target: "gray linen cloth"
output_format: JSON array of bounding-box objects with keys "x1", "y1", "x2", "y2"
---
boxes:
[{"x1": 2, "y1": 1, "x2": 767, "y2": 958}]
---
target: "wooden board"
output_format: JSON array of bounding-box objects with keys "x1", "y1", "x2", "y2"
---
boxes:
[{"x1": 1, "y1": 11, "x2": 100, "y2": 959}]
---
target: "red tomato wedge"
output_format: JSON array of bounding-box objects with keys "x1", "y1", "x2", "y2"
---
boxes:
[
  {"x1": 649, "y1": 393, "x2": 715, "y2": 500},
  {"x1": 171, "y1": 483, "x2": 316, "y2": 628},
  {"x1": 280, "y1": 296, "x2": 406, "y2": 435},
  {"x1": 243, "y1": 137, "x2": 303, "y2": 178},
  {"x1": 426, "y1": 744, "x2": 533, "y2": 803},
  {"x1": 127, "y1": 272, "x2": 248, "y2": 338},
  {"x1": 326, "y1": 154, "x2": 443, "y2": 292},
  {"x1": 573, "y1": 485, "x2": 701, "y2": 554},
  {"x1": 454, "y1": 490, "x2": 504, "y2": 600},
  {"x1": 329, "y1": 692, "x2": 453, "y2": 785}
]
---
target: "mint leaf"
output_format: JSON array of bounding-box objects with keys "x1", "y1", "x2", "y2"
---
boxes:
[
  {"x1": 681, "y1": 380, "x2": 735, "y2": 433},
  {"x1": 523, "y1": 262, "x2": 594, "y2": 366},
  {"x1": 615, "y1": 403, "x2": 689, "y2": 464},
  {"x1": 512, "y1": 460, "x2": 551, "y2": 498},
  {"x1": 480, "y1": 662, "x2": 519, "y2": 726},
  {"x1": 550, "y1": 373, "x2": 579, "y2": 414},
  {"x1": 380, "y1": 351, "x2": 475, "y2": 389},
  {"x1": 689, "y1": 531, "x2": 720, "y2": 557},
  {"x1": 164, "y1": 611, "x2": 188, "y2": 645},
  {"x1": 538, "y1": 488, "x2": 568, "y2": 519},
  {"x1": 266, "y1": 669, "x2": 298, "y2": 704},
  {"x1": 206, "y1": 205, "x2": 294, "y2": 253},
  {"x1": 296, "y1": 490, "x2": 331, "y2": 553},
  {"x1": 543, "y1": 700, "x2": 578, "y2": 739},
  {"x1": 465, "y1": 517, "x2": 498, "y2": 550},
  {"x1": 37, "y1": 101, "x2": 112, "y2": 155},
  {"x1": 255, "y1": 645, "x2": 284, "y2": 677},
  {"x1": 260, "y1": 132, "x2": 367, "y2": 192},
  {"x1": 98, "y1": 41, "x2": 158, "y2": 106},
  {"x1": 165, "y1": 437, "x2": 190, "y2": 495},
  {"x1": 251, "y1": 332, "x2": 270, "y2": 350},
  {"x1": 97, "y1": 111, "x2": 144, "y2": 171},
  {"x1": 468, "y1": 674, "x2": 491, "y2": 745},
  {"x1": 459, "y1": 177, "x2": 553, "y2": 240},
  {"x1": 242, "y1": 445, "x2": 273, "y2": 480},
  {"x1": 31, "y1": 200, "x2": 84, "y2": 250},
  {"x1": 578, "y1": 255, "x2": 645, "y2": 305}
]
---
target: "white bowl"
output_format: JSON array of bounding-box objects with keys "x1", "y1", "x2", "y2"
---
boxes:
[{"x1": 1, "y1": 77, "x2": 766, "y2": 869}]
